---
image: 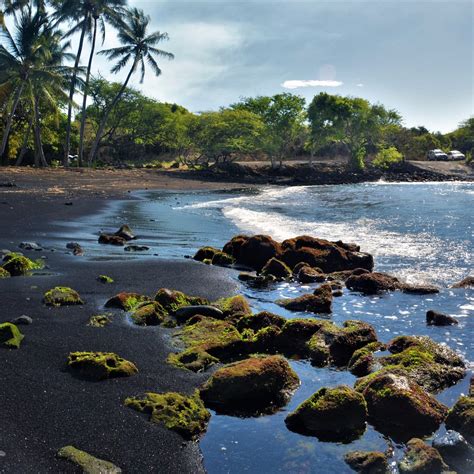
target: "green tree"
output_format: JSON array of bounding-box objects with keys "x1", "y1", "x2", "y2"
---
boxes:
[
  {"x1": 448, "y1": 117, "x2": 474, "y2": 155},
  {"x1": 372, "y1": 146, "x2": 403, "y2": 169},
  {"x1": 88, "y1": 7, "x2": 173, "y2": 164}
]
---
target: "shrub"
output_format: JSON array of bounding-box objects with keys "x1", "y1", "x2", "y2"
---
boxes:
[{"x1": 373, "y1": 146, "x2": 403, "y2": 170}]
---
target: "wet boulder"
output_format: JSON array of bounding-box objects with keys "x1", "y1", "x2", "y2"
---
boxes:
[
  {"x1": 348, "y1": 342, "x2": 385, "y2": 376},
  {"x1": 193, "y1": 246, "x2": 220, "y2": 262},
  {"x1": 261, "y1": 257, "x2": 291, "y2": 280},
  {"x1": 426, "y1": 310, "x2": 458, "y2": 326},
  {"x1": 235, "y1": 311, "x2": 286, "y2": 332},
  {"x1": 446, "y1": 396, "x2": 474, "y2": 443},
  {"x1": 346, "y1": 272, "x2": 401, "y2": 295},
  {"x1": 43, "y1": 287, "x2": 84, "y2": 306},
  {"x1": 432, "y1": 430, "x2": 474, "y2": 474},
  {"x1": 238, "y1": 272, "x2": 276, "y2": 288},
  {"x1": 401, "y1": 284, "x2": 439, "y2": 295},
  {"x1": 98, "y1": 234, "x2": 126, "y2": 246},
  {"x1": 275, "y1": 318, "x2": 326, "y2": 356},
  {"x1": 327, "y1": 268, "x2": 371, "y2": 282},
  {"x1": 359, "y1": 373, "x2": 448, "y2": 440},
  {"x1": 277, "y1": 283, "x2": 333, "y2": 314},
  {"x1": 234, "y1": 235, "x2": 282, "y2": 271},
  {"x1": 200, "y1": 355, "x2": 299, "y2": 416},
  {"x1": 67, "y1": 352, "x2": 138, "y2": 381},
  {"x1": 174, "y1": 305, "x2": 224, "y2": 324},
  {"x1": 57, "y1": 446, "x2": 121, "y2": 473},
  {"x1": 222, "y1": 235, "x2": 250, "y2": 261},
  {"x1": 296, "y1": 264, "x2": 326, "y2": 283},
  {"x1": 154, "y1": 288, "x2": 208, "y2": 313},
  {"x1": 213, "y1": 295, "x2": 251, "y2": 318},
  {"x1": 398, "y1": 438, "x2": 448, "y2": 474},
  {"x1": 451, "y1": 276, "x2": 474, "y2": 288},
  {"x1": 211, "y1": 251, "x2": 235, "y2": 267},
  {"x1": 114, "y1": 224, "x2": 135, "y2": 241},
  {"x1": 344, "y1": 450, "x2": 389, "y2": 474},
  {"x1": 285, "y1": 385, "x2": 367, "y2": 442},
  {"x1": 125, "y1": 390, "x2": 210, "y2": 439},
  {"x1": 0, "y1": 322, "x2": 24, "y2": 349},
  {"x1": 105, "y1": 292, "x2": 150, "y2": 311}
]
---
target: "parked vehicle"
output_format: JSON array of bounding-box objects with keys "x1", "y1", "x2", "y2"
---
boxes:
[
  {"x1": 447, "y1": 150, "x2": 465, "y2": 161},
  {"x1": 427, "y1": 149, "x2": 448, "y2": 161}
]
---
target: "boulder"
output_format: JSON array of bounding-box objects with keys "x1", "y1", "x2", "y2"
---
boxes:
[
  {"x1": 98, "y1": 234, "x2": 126, "y2": 246},
  {"x1": 222, "y1": 235, "x2": 250, "y2": 261},
  {"x1": 328, "y1": 268, "x2": 370, "y2": 282},
  {"x1": 277, "y1": 283, "x2": 333, "y2": 314},
  {"x1": 285, "y1": 385, "x2": 367, "y2": 442},
  {"x1": 359, "y1": 373, "x2": 448, "y2": 440},
  {"x1": 130, "y1": 302, "x2": 167, "y2": 326},
  {"x1": 426, "y1": 310, "x2": 458, "y2": 326},
  {"x1": 401, "y1": 284, "x2": 439, "y2": 295},
  {"x1": 200, "y1": 355, "x2": 299, "y2": 415},
  {"x1": 114, "y1": 225, "x2": 135, "y2": 240},
  {"x1": 399, "y1": 438, "x2": 448, "y2": 474},
  {"x1": 2, "y1": 252, "x2": 43, "y2": 276},
  {"x1": 0, "y1": 322, "x2": 24, "y2": 349},
  {"x1": 446, "y1": 396, "x2": 474, "y2": 443},
  {"x1": 125, "y1": 390, "x2": 210, "y2": 439},
  {"x1": 451, "y1": 276, "x2": 474, "y2": 288},
  {"x1": 67, "y1": 352, "x2": 138, "y2": 381},
  {"x1": 296, "y1": 264, "x2": 326, "y2": 283},
  {"x1": 105, "y1": 292, "x2": 150, "y2": 311},
  {"x1": 213, "y1": 295, "x2": 251, "y2": 318},
  {"x1": 43, "y1": 287, "x2": 84, "y2": 306},
  {"x1": 233, "y1": 235, "x2": 282, "y2": 271},
  {"x1": 193, "y1": 246, "x2": 220, "y2": 262},
  {"x1": 124, "y1": 245, "x2": 149, "y2": 252},
  {"x1": 235, "y1": 311, "x2": 286, "y2": 332},
  {"x1": 344, "y1": 451, "x2": 389, "y2": 474},
  {"x1": 275, "y1": 318, "x2": 325, "y2": 356},
  {"x1": 261, "y1": 257, "x2": 291, "y2": 280},
  {"x1": 57, "y1": 445, "x2": 121, "y2": 473},
  {"x1": 174, "y1": 305, "x2": 224, "y2": 324},
  {"x1": 346, "y1": 272, "x2": 400, "y2": 295},
  {"x1": 211, "y1": 251, "x2": 235, "y2": 266},
  {"x1": 348, "y1": 342, "x2": 384, "y2": 376},
  {"x1": 154, "y1": 288, "x2": 208, "y2": 313},
  {"x1": 432, "y1": 430, "x2": 474, "y2": 474}
]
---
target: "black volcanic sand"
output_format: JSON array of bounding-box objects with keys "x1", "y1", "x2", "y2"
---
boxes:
[{"x1": 0, "y1": 193, "x2": 239, "y2": 473}]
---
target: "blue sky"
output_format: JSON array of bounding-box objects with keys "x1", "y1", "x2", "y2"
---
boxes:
[{"x1": 68, "y1": 1, "x2": 474, "y2": 132}]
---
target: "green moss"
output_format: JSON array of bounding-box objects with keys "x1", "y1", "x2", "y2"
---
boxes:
[
  {"x1": 211, "y1": 251, "x2": 236, "y2": 266},
  {"x1": 97, "y1": 275, "x2": 114, "y2": 284},
  {"x1": 167, "y1": 348, "x2": 218, "y2": 372},
  {"x1": 446, "y1": 396, "x2": 474, "y2": 442},
  {"x1": 193, "y1": 246, "x2": 220, "y2": 262},
  {"x1": 57, "y1": 445, "x2": 121, "y2": 474},
  {"x1": 261, "y1": 257, "x2": 292, "y2": 280},
  {"x1": 87, "y1": 314, "x2": 113, "y2": 328},
  {"x1": 348, "y1": 342, "x2": 383, "y2": 376},
  {"x1": 0, "y1": 322, "x2": 24, "y2": 349},
  {"x1": 130, "y1": 302, "x2": 167, "y2": 326},
  {"x1": 67, "y1": 351, "x2": 138, "y2": 380},
  {"x1": 202, "y1": 258, "x2": 212, "y2": 265},
  {"x1": 2, "y1": 252, "x2": 44, "y2": 276},
  {"x1": 154, "y1": 288, "x2": 208, "y2": 313},
  {"x1": 105, "y1": 292, "x2": 150, "y2": 311},
  {"x1": 213, "y1": 295, "x2": 251, "y2": 318},
  {"x1": 0, "y1": 267, "x2": 10, "y2": 278},
  {"x1": 43, "y1": 286, "x2": 84, "y2": 306},
  {"x1": 125, "y1": 390, "x2": 210, "y2": 439}
]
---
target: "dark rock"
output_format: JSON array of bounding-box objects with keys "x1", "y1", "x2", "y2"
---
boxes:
[
  {"x1": 344, "y1": 450, "x2": 389, "y2": 474},
  {"x1": 275, "y1": 318, "x2": 326, "y2": 356},
  {"x1": 200, "y1": 355, "x2": 299, "y2": 416},
  {"x1": 451, "y1": 276, "x2": 474, "y2": 288},
  {"x1": 11, "y1": 315, "x2": 33, "y2": 325},
  {"x1": 401, "y1": 284, "x2": 439, "y2": 295},
  {"x1": 235, "y1": 311, "x2": 286, "y2": 332},
  {"x1": 348, "y1": 342, "x2": 384, "y2": 376},
  {"x1": 238, "y1": 272, "x2": 275, "y2": 287},
  {"x1": 261, "y1": 257, "x2": 291, "y2": 280},
  {"x1": 124, "y1": 245, "x2": 149, "y2": 252},
  {"x1": 433, "y1": 430, "x2": 474, "y2": 474},
  {"x1": 426, "y1": 310, "x2": 458, "y2": 326},
  {"x1": 235, "y1": 235, "x2": 282, "y2": 271},
  {"x1": 193, "y1": 246, "x2": 220, "y2": 262},
  {"x1": 114, "y1": 225, "x2": 135, "y2": 240},
  {"x1": 285, "y1": 385, "x2": 367, "y2": 442},
  {"x1": 346, "y1": 272, "x2": 400, "y2": 295},
  {"x1": 222, "y1": 235, "x2": 250, "y2": 261},
  {"x1": 399, "y1": 438, "x2": 448, "y2": 474},
  {"x1": 211, "y1": 251, "x2": 235, "y2": 266},
  {"x1": 174, "y1": 305, "x2": 224, "y2": 323},
  {"x1": 277, "y1": 283, "x2": 333, "y2": 314},
  {"x1": 66, "y1": 242, "x2": 83, "y2": 256},
  {"x1": 296, "y1": 265, "x2": 326, "y2": 283},
  {"x1": 105, "y1": 292, "x2": 150, "y2": 311},
  {"x1": 154, "y1": 288, "x2": 208, "y2": 313},
  {"x1": 446, "y1": 395, "x2": 474, "y2": 443},
  {"x1": 98, "y1": 234, "x2": 126, "y2": 246},
  {"x1": 213, "y1": 295, "x2": 251, "y2": 318},
  {"x1": 19, "y1": 242, "x2": 42, "y2": 251},
  {"x1": 130, "y1": 302, "x2": 167, "y2": 326}
]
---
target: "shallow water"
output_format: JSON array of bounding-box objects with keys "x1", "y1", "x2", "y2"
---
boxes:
[{"x1": 57, "y1": 182, "x2": 473, "y2": 473}]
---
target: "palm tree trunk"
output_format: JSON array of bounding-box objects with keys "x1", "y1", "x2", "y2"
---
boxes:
[
  {"x1": 33, "y1": 96, "x2": 47, "y2": 168},
  {"x1": 78, "y1": 17, "x2": 98, "y2": 167},
  {"x1": 63, "y1": 20, "x2": 87, "y2": 167},
  {"x1": 88, "y1": 60, "x2": 136, "y2": 164},
  {"x1": 0, "y1": 84, "x2": 24, "y2": 160},
  {"x1": 15, "y1": 115, "x2": 33, "y2": 166}
]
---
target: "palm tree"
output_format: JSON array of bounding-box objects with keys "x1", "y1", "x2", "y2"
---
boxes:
[{"x1": 88, "y1": 7, "x2": 173, "y2": 164}]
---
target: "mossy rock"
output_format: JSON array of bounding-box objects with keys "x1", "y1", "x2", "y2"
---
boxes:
[
  {"x1": 67, "y1": 352, "x2": 138, "y2": 381},
  {"x1": 211, "y1": 251, "x2": 235, "y2": 267},
  {"x1": 296, "y1": 265, "x2": 326, "y2": 283},
  {"x1": 105, "y1": 292, "x2": 150, "y2": 311},
  {"x1": 167, "y1": 348, "x2": 219, "y2": 372},
  {"x1": 275, "y1": 318, "x2": 326, "y2": 356},
  {"x1": 261, "y1": 257, "x2": 292, "y2": 280},
  {"x1": 43, "y1": 287, "x2": 84, "y2": 306},
  {"x1": 0, "y1": 322, "x2": 24, "y2": 349},
  {"x1": 97, "y1": 275, "x2": 114, "y2": 284},
  {"x1": 399, "y1": 438, "x2": 448, "y2": 474},
  {"x1": 57, "y1": 445, "x2": 121, "y2": 474},
  {"x1": 277, "y1": 283, "x2": 333, "y2": 314},
  {"x1": 200, "y1": 355, "x2": 299, "y2": 416},
  {"x1": 446, "y1": 396, "x2": 474, "y2": 443},
  {"x1": 154, "y1": 288, "x2": 208, "y2": 313},
  {"x1": 213, "y1": 295, "x2": 251, "y2": 318},
  {"x1": 0, "y1": 267, "x2": 10, "y2": 278},
  {"x1": 193, "y1": 246, "x2": 220, "y2": 262},
  {"x1": 235, "y1": 311, "x2": 286, "y2": 332},
  {"x1": 285, "y1": 385, "x2": 367, "y2": 442},
  {"x1": 348, "y1": 342, "x2": 384, "y2": 376},
  {"x1": 2, "y1": 252, "x2": 44, "y2": 276},
  {"x1": 359, "y1": 373, "x2": 448, "y2": 440},
  {"x1": 125, "y1": 390, "x2": 210, "y2": 439},
  {"x1": 344, "y1": 450, "x2": 389, "y2": 474},
  {"x1": 130, "y1": 302, "x2": 167, "y2": 326},
  {"x1": 87, "y1": 314, "x2": 113, "y2": 328}
]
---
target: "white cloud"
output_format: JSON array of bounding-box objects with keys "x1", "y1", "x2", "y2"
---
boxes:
[
  {"x1": 281, "y1": 79, "x2": 343, "y2": 89},
  {"x1": 356, "y1": 83, "x2": 364, "y2": 87}
]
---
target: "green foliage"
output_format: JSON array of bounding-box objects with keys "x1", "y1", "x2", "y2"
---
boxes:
[{"x1": 373, "y1": 146, "x2": 403, "y2": 169}]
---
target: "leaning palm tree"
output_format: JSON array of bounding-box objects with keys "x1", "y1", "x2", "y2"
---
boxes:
[{"x1": 88, "y1": 7, "x2": 173, "y2": 164}]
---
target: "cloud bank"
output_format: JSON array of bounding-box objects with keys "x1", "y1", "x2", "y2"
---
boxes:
[{"x1": 281, "y1": 79, "x2": 343, "y2": 89}]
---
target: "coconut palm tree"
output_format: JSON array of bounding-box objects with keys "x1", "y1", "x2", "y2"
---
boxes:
[{"x1": 88, "y1": 7, "x2": 173, "y2": 163}]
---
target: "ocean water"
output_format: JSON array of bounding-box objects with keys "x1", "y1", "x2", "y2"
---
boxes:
[{"x1": 58, "y1": 182, "x2": 473, "y2": 473}]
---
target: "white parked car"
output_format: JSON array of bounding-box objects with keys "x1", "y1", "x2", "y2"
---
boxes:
[
  {"x1": 427, "y1": 149, "x2": 448, "y2": 161},
  {"x1": 447, "y1": 150, "x2": 465, "y2": 161}
]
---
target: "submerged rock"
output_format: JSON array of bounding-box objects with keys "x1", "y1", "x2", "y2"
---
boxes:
[
  {"x1": 398, "y1": 438, "x2": 448, "y2": 474},
  {"x1": 0, "y1": 322, "x2": 24, "y2": 349},
  {"x1": 426, "y1": 310, "x2": 458, "y2": 326},
  {"x1": 277, "y1": 283, "x2": 333, "y2": 314},
  {"x1": 200, "y1": 355, "x2": 299, "y2": 416},
  {"x1": 344, "y1": 450, "x2": 389, "y2": 474},
  {"x1": 359, "y1": 373, "x2": 448, "y2": 440},
  {"x1": 105, "y1": 292, "x2": 150, "y2": 311},
  {"x1": 451, "y1": 276, "x2": 474, "y2": 288},
  {"x1": 67, "y1": 352, "x2": 138, "y2": 381},
  {"x1": 57, "y1": 445, "x2": 122, "y2": 473},
  {"x1": 432, "y1": 430, "x2": 474, "y2": 474},
  {"x1": 98, "y1": 234, "x2": 126, "y2": 246},
  {"x1": 285, "y1": 385, "x2": 367, "y2": 442},
  {"x1": 446, "y1": 396, "x2": 474, "y2": 443},
  {"x1": 43, "y1": 287, "x2": 84, "y2": 306},
  {"x1": 261, "y1": 257, "x2": 292, "y2": 280},
  {"x1": 125, "y1": 390, "x2": 210, "y2": 439},
  {"x1": 114, "y1": 225, "x2": 135, "y2": 241}
]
